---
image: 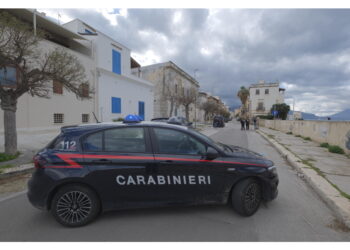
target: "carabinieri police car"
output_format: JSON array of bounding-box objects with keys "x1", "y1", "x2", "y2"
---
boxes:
[{"x1": 27, "y1": 114, "x2": 279, "y2": 227}]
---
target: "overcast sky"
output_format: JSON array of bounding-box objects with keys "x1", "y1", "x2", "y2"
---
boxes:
[{"x1": 40, "y1": 8, "x2": 350, "y2": 116}]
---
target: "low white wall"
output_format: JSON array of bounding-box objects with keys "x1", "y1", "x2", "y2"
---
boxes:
[{"x1": 261, "y1": 119, "x2": 350, "y2": 154}]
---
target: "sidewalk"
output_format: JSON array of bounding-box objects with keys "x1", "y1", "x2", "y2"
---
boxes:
[{"x1": 258, "y1": 126, "x2": 350, "y2": 227}]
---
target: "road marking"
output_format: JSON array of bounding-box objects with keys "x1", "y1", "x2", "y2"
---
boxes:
[{"x1": 0, "y1": 190, "x2": 27, "y2": 203}]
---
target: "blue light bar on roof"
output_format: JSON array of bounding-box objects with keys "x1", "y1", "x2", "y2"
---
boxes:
[{"x1": 123, "y1": 114, "x2": 141, "y2": 123}]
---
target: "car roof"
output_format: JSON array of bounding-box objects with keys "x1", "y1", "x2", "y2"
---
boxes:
[{"x1": 61, "y1": 121, "x2": 190, "y2": 134}]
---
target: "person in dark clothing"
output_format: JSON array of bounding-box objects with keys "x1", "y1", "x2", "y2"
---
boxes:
[
  {"x1": 253, "y1": 116, "x2": 257, "y2": 130},
  {"x1": 240, "y1": 118, "x2": 245, "y2": 130}
]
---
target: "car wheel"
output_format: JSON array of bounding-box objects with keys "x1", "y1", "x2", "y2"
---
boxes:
[
  {"x1": 51, "y1": 184, "x2": 100, "y2": 227},
  {"x1": 231, "y1": 178, "x2": 262, "y2": 216}
]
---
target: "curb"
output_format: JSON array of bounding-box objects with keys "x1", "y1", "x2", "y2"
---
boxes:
[
  {"x1": 257, "y1": 129, "x2": 350, "y2": 229},
  {"x1": 0, "y1": 163, "x2": 34, "y2": 180}
]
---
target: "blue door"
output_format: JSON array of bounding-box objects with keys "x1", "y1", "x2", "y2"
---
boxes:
[{"x1": 138, "y1": 101, "x2": 145, "y2": 120}]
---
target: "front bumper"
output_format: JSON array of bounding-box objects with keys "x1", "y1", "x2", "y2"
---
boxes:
[{"x1": 261, "y1": 168, "x2": 279, "y2": 201}]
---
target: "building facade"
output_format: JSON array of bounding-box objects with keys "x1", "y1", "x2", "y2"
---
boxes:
[
  {"x1": 63, "y1": 19, "x2": 154, "y2": 122},
  {"x1": 132, "y1": 61, "x2": 199, "y2": 121},
  {"x1": 248, "y1": 80, "x2": 285, "y2": 117},
  {"x1": 0, "y1": 9, "x2": 96, "y2": 133}
]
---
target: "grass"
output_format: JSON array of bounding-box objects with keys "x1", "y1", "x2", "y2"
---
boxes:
[
  {"x1": 0, "y1": 152, "x2": 20, "y2": 163},
  {"x1": 328, "y1": 145, "x2": 345, "y2": 154},
  {"x1": 0, "y1": 164, "x2": 14, "y2": 174},
  {"x1": 267, "y1": 134, "x2": 275, "y2": 139},
  {"x1": 319, "y1": 143, "x2": 345, "y2": 154},
  {"x1": 302, "y1": 136, "x2": 311, "y2": 141},
  {"x1": 320, "y1": 142, "x2": 330, "y2": 148},
  {"x1": 295, "y1": 135, "x2": 301, "y2": 137}
]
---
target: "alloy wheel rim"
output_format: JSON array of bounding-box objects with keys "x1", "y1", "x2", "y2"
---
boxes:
[
  {"x1": 56, "y1": 191, "x2": 92, "y2": 224},
  {"x1": 244, "y1": 183, "x2": 261, "y2": 212}
]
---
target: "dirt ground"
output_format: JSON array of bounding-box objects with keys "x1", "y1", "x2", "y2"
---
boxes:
[{"x1": 0, "y1": 173, "x2": 31, "y2": 198}]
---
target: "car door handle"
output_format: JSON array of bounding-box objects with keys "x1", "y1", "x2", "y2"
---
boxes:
[
  {"x1": 160, "y1": 160, "x2": 174, "y2": 163},
  {"x1": 92, "y1": 159, "x2": 112, "y2": 163}
]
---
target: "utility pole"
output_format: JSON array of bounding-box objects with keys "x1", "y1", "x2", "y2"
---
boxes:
[{"x1": 193, "y1": 69, "x2": 199, "y2": 128}]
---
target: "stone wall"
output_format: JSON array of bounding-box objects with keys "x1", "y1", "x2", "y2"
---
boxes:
[{"x1": 260, "y1": 119, "x2": 350, "y2": 154}]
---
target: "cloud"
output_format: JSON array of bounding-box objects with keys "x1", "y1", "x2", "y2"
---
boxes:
[{"x1": 39, "y1": 8, "x2": 350, "y2": 115}]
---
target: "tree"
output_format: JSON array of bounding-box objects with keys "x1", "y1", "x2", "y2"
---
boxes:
[
  {"x1": 0, "y1": 11, "x2": 92, "y2": 155},
  {"x1": 177, "y1": 87, "x2": 197, "y2": 120},
  {"x1": 270, "y1": 103, "x2": 290, "y2": 120},
  {"x1": 163, "y1": 81, "x2": 178, "y2": 117},
  {"x1": 200, "y1": 99, "x2": 218, "y2": 121},
  {"x1": 237, "y1": 86, "x2": 249, "y2": 113}
]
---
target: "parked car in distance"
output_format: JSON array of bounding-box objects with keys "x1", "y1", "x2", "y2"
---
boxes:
[
  {"x1": 27, "y1": 114, "x2": 278, "y2": 227},
  {"x1": 151, "y1": 117, "x2": 169, "y2": 123},
  {"x1": 213, "y1": 115, "x2": 225, "y2": 127},
  {"x1": 168, "y1": 116, "x2": 193, "y2": 128}
]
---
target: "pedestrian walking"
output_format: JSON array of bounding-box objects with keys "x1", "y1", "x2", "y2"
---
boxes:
[
  {"x1": 239, "y1": 117, "x2": 245, "y2": 130},
  {"x1": 245, "y1": 118, "x2": 250, "y2": 130},
  {"x1": 253, "y1": 116, "x2": 257, "y2": 130}
]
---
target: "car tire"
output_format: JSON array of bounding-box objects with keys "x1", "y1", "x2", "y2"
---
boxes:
[
  {"x1": 231, "y1": 178, "x2": 262, "y2": 216},
  {"x1": 51, "y1": 184, "x2": 100, "y2": 227}
]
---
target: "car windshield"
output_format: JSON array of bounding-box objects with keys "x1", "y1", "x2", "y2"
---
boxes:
[{"x1": 190, "y1": 129, "x2": 227, "y2": 152}]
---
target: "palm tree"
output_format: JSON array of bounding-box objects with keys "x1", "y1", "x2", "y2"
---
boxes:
[{"x1": 237, "y1": 86, "x2": 250, "y2": 112}]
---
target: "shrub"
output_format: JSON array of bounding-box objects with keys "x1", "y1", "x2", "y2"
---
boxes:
[
  {"x1": 303, "y1": 136, "x2": 311, "y2": 141},
  {"x1": 0, "y1": 152, "x2": 20, "y2": 162},
  {"x1": 112, "y1": 117, "x2": 124, "y2": 122},
  {"x1": 320, "y1": 142, "x2": 330, "y2": 148},
  {"x1": 286, "y1": 132, "x2": 293, "y2": 135},
  {"x1": 328, "y1": 145, "x2": 345, "y2": 154}
]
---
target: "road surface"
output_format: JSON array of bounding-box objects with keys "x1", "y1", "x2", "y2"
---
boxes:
[{"x1": 0, "y1": 121, "x2": 349, "y2": 241}]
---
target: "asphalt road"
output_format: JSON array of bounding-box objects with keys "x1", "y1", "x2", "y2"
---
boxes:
[{"x1": 0, "y1": 121, "x2": 349, "y2": 241}]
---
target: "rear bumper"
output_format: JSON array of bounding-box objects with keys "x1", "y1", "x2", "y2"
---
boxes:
[{"x1": 27, "y1": 170, "x2": 54, "y2": 210}]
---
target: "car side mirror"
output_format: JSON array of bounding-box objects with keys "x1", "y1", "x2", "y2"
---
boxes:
[{"x1": 206, "y1": 147, "x2": 219, "y2": 160}]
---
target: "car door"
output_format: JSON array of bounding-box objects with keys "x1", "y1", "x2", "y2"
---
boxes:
[
  {"x1": 150, "y1": 127, "x2": 221, "y2": 205},
  {"x1": 82, "y1": 126, "x2": 157, "y2": 210}
]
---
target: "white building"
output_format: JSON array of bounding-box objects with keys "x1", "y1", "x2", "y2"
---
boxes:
[
  {"x1": 132, "y1": 61, "x2": 199, "y2": 121},
  {"x1": 248, "y1": 80, "x2": 285, "y2": 117},
  {"x1": 63, "y1": 19, "x2": 153, "y2": 122},
  {"x1": 0, "y1": 9, "x2": 96, "y2": 133}
]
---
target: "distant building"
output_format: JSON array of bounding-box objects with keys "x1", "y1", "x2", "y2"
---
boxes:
[
  {"x1": 248, "y1": 80, "x2": 285, "y2": 117},
  {"x1": 64, "y1": 19, "x2": 154, "y2": 122},
  {"x1": 132, "y1": 61, "x2": 199, "y2": 121}
]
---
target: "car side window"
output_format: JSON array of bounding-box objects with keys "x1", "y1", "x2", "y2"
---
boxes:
[
  {"x1": 83, "y1": 131, "x2": 103, "y2": 152},
  {"x1": 153, "y1": 128, "x2": 206, "y2": 155},
  {"x1": 104, "y1": 127, "x2": 146, "y2": 153}
]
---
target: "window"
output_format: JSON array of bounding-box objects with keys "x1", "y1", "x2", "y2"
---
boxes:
[
  {"x1": 82, "y1": 114, "x2": 89, "y2": 123},
  {"x1": 85, "y1": 29, "x2": 93, "y2": 34},
  {"x1": 105, "y1": 127, "x2": 145, "y2": 152},
  {"x1": 111, "y1": 97, "x2": 121, "y2": 113},
  {"x1": 112, "y1": 49, "x2": 121, "y2": 74},
  {"x1": 79, "y1": 83, "x2": 89, "y2": 98},
  {"x1": 83, "y1": 131, "x2": 103, "y2": 152},
  {"x1": 138, "y1": 101, "x2": 145, "y2": 120},
  {"x1": 257, "y1": 102, "x2": 265, "y2": 111},
  {"x1": 256, "y1": 89, "x2": 260, "y2": 95},
  {"x1": 53, "y1": 113, "x2": 64, "y2": 124},
  {"x1": 265, "y1": 89, "x2": 269, "y2": 94},
  {"x1": 153, "y1": 128, "x2": 206, "y2": 155},
  {"x1": 0, "y1": 66, "x2": 17, "y2": 88},
  {"x1": 51, "y1": 136, "x2": 77, "y2": 151},
  {"x1": 53, "y1": 80, "x2": 63, "y2": 94}
]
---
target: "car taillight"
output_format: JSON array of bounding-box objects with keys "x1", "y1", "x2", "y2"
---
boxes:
[{"x1": 33, "y1": 155, "x2": 47, "y2": 169}]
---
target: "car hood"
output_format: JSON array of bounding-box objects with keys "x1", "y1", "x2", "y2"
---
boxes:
[{"x1": 224, "y1": 144, "x2": 265, "y2": 159}]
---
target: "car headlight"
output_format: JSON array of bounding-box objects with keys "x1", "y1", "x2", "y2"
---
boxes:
[{"x1": 267, "y1": 166, "x2": 277, "y2": 175}]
